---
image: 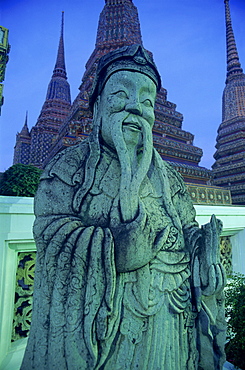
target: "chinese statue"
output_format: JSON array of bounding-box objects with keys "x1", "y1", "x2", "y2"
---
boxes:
[{"x1": 21, "y1": 45, "x2": 226, "y2": 370}]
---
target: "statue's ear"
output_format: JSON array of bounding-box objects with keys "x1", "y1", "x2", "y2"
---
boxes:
[
  {"x1": 93, "y1": 95, "x2": 101, "y2": 124},
  {"x1": 92, "y1": 95, "x2": 103, "y2": 138}
]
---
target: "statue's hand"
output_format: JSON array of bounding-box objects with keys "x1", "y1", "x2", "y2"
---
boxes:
[
  {"x1": 199, "y1": 215, "x2": 226, "y2": 296},
  {"x1": 202, "y1": 263, "x2": 226, "y2": 296}
]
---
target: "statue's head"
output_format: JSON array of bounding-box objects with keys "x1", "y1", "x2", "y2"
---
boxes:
[
  {"x1": 80, "y1": 46, "x2": 162, "y2": 207},
  {"x1": 89, "y1": 45, "x2": 161, "y2": 152},
  {"x1": 90, "y1": 44, "x2": 161, "y2": 109}
]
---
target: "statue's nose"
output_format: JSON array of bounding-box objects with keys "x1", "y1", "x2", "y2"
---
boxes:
[{"x1": 125, "y1": 101, "x2": 142, "y2": 115}]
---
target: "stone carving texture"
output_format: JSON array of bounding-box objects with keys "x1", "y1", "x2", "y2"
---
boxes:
[
  {"x1": 12, "y1": 252, "x2": 36, "y2": 342},
  {"x1": 21, "y1": 45, "x2": 226, "y2": 370}
]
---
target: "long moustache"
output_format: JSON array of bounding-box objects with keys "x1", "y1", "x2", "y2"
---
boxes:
[
  {"x1": 111, "y1": 112, "x2": 153, "y2": 178},
  {"x1": 111, "y1": 112, "x2": 153, "y2": 222}
]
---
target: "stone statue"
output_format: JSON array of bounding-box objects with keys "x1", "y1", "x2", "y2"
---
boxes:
[{"x1": 21, "y1": 45, "x2": 226, "y2": 370}]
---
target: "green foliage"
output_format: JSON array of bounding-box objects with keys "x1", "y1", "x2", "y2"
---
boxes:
[
  {"x1": 0, "y1": 164, "x2": 42, "y2": 197},
  {"x1": 225, "y1": 273, "x2": 245, "y2": 369}
]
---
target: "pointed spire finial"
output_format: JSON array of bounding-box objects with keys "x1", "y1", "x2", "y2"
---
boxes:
[
  {"x1": 52, "y1": 11, "x2": 67, "y2": 79},
  {"x1": 19, "y1": 111, "x2": 30, "y2": 137},
  {"x1": 224, "y1": 0, "x2": 243, "y2": 82},
  {"x1": 24, "y1": 110, "x2": 28, "y2": 126},
  {"x1": 61, "y1": 11, "x2": 64, "y2": 33}
]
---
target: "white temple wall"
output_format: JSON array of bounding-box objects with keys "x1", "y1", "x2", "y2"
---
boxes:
[{"x1": 0, "y1": 196, "x2": 35, "y2": 370}]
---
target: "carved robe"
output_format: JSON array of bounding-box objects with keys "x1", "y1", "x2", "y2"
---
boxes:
[{"x1": 21, "y1": 140, "x2": 225, "y2": 370}]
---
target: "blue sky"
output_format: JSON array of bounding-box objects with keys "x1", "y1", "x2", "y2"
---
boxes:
[{"x1": 0, "y1": 0, "x2": 245, "y2": 172}]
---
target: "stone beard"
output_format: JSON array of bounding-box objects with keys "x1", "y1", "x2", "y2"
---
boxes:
[{"x1": 21, "y1": 45, "x2": 226, "y2": 370}]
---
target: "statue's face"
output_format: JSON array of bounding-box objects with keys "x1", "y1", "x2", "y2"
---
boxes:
[{"x1": 99, "y1": 70, "x2": 156, "y2": 150}]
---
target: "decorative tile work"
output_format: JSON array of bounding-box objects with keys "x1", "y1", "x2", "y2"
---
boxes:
[
  {"x1": 170, "y1": 163, "x2": 212, "y2": 184},
  {"x1": 220, "y1": 236, "x2": 232, "y2": 276},
  {"x1": 0, "y1": 26, "x2": 10, "y2": 113},
  {"x1": 186, "y1": 184, "x2": 232, "y2": 205},
  {"x1": 12, "y1": 252, "x2": 36, "y2": 342}
]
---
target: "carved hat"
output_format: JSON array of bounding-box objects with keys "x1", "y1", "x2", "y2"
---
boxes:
[{"x1": 89, "y1": 44, "x2": 161, "y2": 110}]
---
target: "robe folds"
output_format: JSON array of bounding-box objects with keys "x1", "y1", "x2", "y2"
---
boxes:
[{"x1": 21, "y1": 140, "x2": 224, "y2": 370}]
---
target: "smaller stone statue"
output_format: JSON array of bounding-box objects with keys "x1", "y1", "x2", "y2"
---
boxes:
[{"x1": 21, "y1": 44, "x2": 226, "y2": 370}]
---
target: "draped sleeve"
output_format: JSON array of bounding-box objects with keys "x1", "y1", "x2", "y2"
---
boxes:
[{"x1": 21, "y1": 144, "x2": 122, "y2": 370}]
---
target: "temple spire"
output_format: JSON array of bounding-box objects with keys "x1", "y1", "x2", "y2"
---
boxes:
[
  {"x1": 224, "y1": 0, "x2": 243, "y2": 82},
  {"x1": 52, "y1": 11, "x2": 67, "y2": 79},
  {"x1": 24, "y1": 111, "x2": 28, "y2": 127},
  {"x1": 45, "y1": 11, "x2": 71, "y2": 102},
  {"x1": 212, "y1": 0, "x2": 245, "y2": 204},
  {"x1": 13, "y1": 111, "x2": 31, "y2": 165},
  {"x1": 19, "y1": 111, "x2": 30, "y2": 137},
  {"x1": 81, "y1": 0, "x2": 143, "y2": 90},
  {"x1": 95, "y1": 0, "x2": 142, "y2": 49}
]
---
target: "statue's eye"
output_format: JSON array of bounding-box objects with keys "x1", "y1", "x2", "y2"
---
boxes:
[
  {"x1": 113, "y1": 90, "x2": 128, "y2": 99},
  {"x1": 142, "y1": 99, "x2": 153, "y2": 107}
]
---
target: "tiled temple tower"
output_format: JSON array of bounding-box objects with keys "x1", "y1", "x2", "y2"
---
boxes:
[
  {"x1": 13, "y1": 12, "x2": 71, "y2": 168},
  {"x1": 47, "y1": 0, "x2": 211, "y2": 185},
  {"x1": 13, "y1": 112, "x2": 31, "y2": 165},
  {"x1": 212, "y1": 0, "x2": 245, "y2": 204}
]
